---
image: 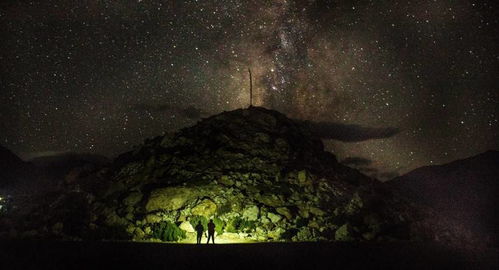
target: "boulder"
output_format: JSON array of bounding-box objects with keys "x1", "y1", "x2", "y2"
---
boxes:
[
  {"x1": 145, "y1": 187, "x2": 197, "y2": 212},
  {"x1": 255, "y1": 193, "x2": 284, "y2": 207},
  {"x1": 179, "y1": 221, "x2": 195, "y2": 233},
  {"x1": 344, "y1": 192, "x2": 363, "y2": 216},
  {"x1": 123, "y1": 192, "x2": 143, "y2": 206},
  {"x1": 297, "y1": 170, "x2": 310, "y2": 185},
  {"x1": 191, "y1": 199, "x2": 217, "y2": 217},
  {"x1": 267, "y1": 212, "x2": 282, "y2": 223},
  {"x1": 242, "y1": 205, "x2": 259, "y2": 221},
  {"x1": 219, "y1": 175, "x2": 234, "y2": 186},
  {"x1": 104, "y1": 211, "x2": 128, "y2": 227},
  {"x1": 145, "y1": 214, "x2": 163, "y2": 224},
  {"x1": 276, "y1": 207, "x2": 292, "y2": 220}
]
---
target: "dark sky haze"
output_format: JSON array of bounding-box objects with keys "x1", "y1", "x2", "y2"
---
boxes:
[{"x1": 1, "y1": 0, "x2": 498, "y2": 180}]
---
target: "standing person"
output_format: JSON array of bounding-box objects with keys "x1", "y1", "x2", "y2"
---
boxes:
[
  {"x1": 195, "y1": 221, "x2": 204, "y2": 244},
  {"x1": 206, "y1": 219, "x2": 216, "y2": 244}
]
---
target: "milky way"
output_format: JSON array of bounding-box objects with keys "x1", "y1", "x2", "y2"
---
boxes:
[{"x1": 1, "y1": 0, "x2": 498, "y2": 180}]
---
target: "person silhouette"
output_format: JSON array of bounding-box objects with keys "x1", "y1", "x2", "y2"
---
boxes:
[
  {"x1": 207, "y1": 219, "x2": 216, "y2": 244},
  {"x1": 195, "y1": 221, "x2": 204, "y2": 244}
]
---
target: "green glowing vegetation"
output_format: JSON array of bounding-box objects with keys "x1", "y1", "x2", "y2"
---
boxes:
[
  {"x1": 151, "y1": 221, "x2": 186, "y2": 242},
  {"x1": 225, "y1": 217, "x2": 255, "y2": 233},
  {"x1": 212, "y1": 217, "x2": 225, "y2": 235}
]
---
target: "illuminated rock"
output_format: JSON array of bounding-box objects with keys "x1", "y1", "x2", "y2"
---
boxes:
[
  {"x1": 145, "y1": 187, "x2": 197, "y2": 212},
  {"x1": 145, "y1": 214, "x2": 162, "y2": 224},
  {"x1": 191, "y1": 199, "x2": 217, "y2": 217},
  {"x1": 179, "y1": 221, "x2": 195, "y2": 233},
  {"x1": 267, "y1": 212, "x2": 282, "y2": 223},
  {"x1": 242, "y1": 205, "x2": 259, "y2": 221},
  {"x1": 276, "y1": 207, "x2": 293, "y2": 220}
]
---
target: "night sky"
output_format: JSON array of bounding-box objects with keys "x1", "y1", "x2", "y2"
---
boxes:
[{"x1": 1, "y1": 0, "x2": 498, "y2": 180}]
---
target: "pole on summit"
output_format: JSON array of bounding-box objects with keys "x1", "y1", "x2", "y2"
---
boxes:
[{"x1": 248, "y1": 68, "x2": 253, "y2": 107}]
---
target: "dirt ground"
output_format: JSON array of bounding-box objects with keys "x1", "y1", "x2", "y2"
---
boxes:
[{"x1": 0, "y1": 240, "x2": 497, "y2": 269}]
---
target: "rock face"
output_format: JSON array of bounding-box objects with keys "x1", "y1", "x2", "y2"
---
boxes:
[{"x1": 90, "y1": 107, "x2": 415, "y2": 242}]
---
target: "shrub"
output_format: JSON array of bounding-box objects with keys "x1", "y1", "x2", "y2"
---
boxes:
[
  {"x1": 151, "y1": 221, "x2": 186, "y2": 242},
  {"x1": 212, "y1": 216, "x2": 225, "y2": 234},
  {"x1": 226, "y1": 217, "x2": 239, "y2": 233},
  {"x1": 226, "y1": 217, "x2": 255, "y2": 233}
]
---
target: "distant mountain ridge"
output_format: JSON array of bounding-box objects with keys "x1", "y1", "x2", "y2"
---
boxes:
[
  {"x1": 29, "y1": 152, "x2": 110, "y2": 168},
  {"x1": 389, "y1": 150, "x2": 499, "y2": 245},
  {"x1": 0, "y1": 145, "x2": 32, "y2": 188}
]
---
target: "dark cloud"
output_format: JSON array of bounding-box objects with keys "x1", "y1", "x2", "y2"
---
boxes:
[
  {"x1": 341, "y1": 157, "x2": 373, "y2": 167},
  {"x1": 299, "y1": 121, "x2": 400, "y2": 142}
]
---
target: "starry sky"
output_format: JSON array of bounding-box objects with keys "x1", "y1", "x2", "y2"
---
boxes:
[{"x1": 1, "y1": 0, "x2": 498, "y2": 180}]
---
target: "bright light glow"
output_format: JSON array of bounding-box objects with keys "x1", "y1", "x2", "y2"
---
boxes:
[{"x1": 176, "y1": 233, "x2": 257, "y2": 244}]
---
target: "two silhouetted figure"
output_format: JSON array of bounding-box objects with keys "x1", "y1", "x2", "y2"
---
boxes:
[
  {"x1": 195, "y1": 221, "x2": 204, "y2": 244},
  {"x1": 207, "y1": 219, "x2": 216, "y2": 244},
  {"x1": 195, "y1": 219, "x2": 216, "y2": 244}
]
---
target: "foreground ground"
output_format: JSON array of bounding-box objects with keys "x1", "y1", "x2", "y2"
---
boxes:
[{"x1": 0, "y1": 240, "x2": 497, "y2": 269}]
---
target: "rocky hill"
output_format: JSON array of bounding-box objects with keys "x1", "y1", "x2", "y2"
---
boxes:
[
  {"x1": 0, "y1": 107, "x2": 465, "y2": 245},
  {"x1": 79, "y1": 106, "x2": 424, "y2": 243}
]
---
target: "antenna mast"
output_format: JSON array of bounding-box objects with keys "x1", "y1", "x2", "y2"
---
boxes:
[{"x1": 248, "y1": 68, "x2": 253, "y2": 107}]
